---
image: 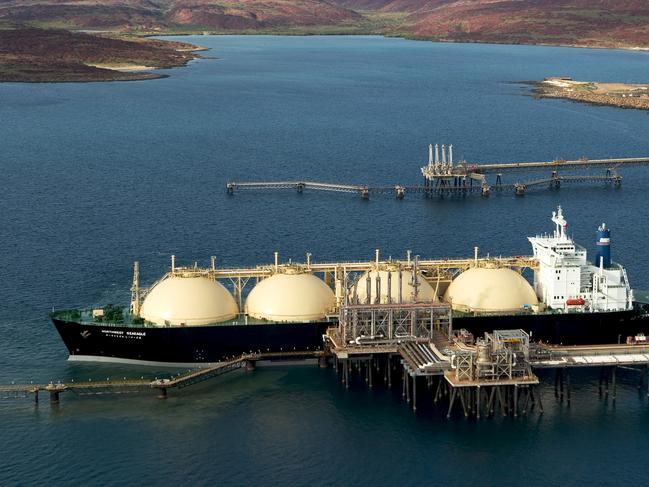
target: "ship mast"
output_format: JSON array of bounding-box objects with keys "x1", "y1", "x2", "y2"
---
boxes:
[{"x1": 130, "y1": 261, "x2": 140, "y2": 316}]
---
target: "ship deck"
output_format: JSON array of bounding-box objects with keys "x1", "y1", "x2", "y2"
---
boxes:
[
  {"x1": 50, "y1": 309, "x2": 335, "y2": 328},
  {"x1": 51, "y1": 303, "x2": 643, "y2": 330}
]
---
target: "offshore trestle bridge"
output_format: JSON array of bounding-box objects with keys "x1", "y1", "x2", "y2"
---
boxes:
[
  {"x1": 226, "y1": 147, "x2": 649, "y2": 199},
  {"x1": 0, "y1": 351, "x2": 324, "y2": 404}
]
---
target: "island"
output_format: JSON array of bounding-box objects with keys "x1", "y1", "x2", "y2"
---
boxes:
[
  {"x1": 0, "y1": 28, "x2": 206, "y2": 83},
  {"x1": 535, "y1": 77, "x2": 649, "y2": 111}
]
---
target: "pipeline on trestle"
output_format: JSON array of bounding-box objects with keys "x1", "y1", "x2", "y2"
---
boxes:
[{"x1": 226, "y1": 144, "x2": 649, "y2": 198}]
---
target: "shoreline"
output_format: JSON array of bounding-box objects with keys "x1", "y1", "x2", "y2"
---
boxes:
[
  {"x1": 532, "y1": 78, "x2": 649, "y2": 112},
  {"x1": 0, "y1": 28, "x2": 207, "y2": 83},
  {"x1": 4, "y1": 28, "x2": 649, "y2": 84},
  {"x1": 86, "y1": 63, "x2": 160, "y2": 72},
  {"x1": 143, "y1": 30, "x2": 649, "y2": 54}
]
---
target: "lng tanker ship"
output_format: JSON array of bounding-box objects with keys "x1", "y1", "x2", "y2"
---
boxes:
[{"x1": 52, "y1": 207, "x2": 649, "y2": 366}]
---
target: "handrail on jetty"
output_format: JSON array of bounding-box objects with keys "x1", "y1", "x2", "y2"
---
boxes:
[
  {"x1": 0, "y1": 351, "x2": 323, "y2": 404},
  {"x1": 226, "y1": 154, "x2": 649, "y2": 199}
]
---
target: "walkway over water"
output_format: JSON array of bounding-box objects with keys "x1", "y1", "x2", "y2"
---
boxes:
[
  {"x1": 473, "y1": 156, "x2": 649, "y2": 173},
  {"x1": 4, "y1": 334, "x2": 649, "y2": 417},
  {"x1": 0, "y1": 351, "x2": 323, "y2": 403},
  {"x1": 227, "y1": 154, "x2": 646, "y2": 198}
]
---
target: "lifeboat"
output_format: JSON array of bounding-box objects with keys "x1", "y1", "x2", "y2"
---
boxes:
[{"x1": 566, "y1": 297, "x2": 586, "y2": 306}]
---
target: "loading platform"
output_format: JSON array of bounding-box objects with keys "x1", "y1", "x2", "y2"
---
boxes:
[
  {"x1": 5, "y1": 302, "x2": 649, "y2": 417},
  {"x1": 3, "y1": 335, "x2": 649, "y2": 417},
  {"x1": 325, "y1": 309, "x2": 649, "y2": 418}
]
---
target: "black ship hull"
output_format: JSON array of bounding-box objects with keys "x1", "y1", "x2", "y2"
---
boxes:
[
  {"x1": 453, "y1": 308, "x2": 649, "y2": 345},
  {"x1": 53, "y1": 308, "x2": 649, "y2": 366},
  {"x1": 53, "y1": 319, "x2": 332, "y2": 366}
]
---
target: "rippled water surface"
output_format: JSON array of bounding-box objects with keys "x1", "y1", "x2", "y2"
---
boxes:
[{"x1": 2, "y1": 36, "x2": 649, "y2": 486}]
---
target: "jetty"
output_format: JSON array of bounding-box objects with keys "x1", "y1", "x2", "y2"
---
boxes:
[
  {"x1": 3, "y1": 207, "x2": 649, "y2": 417},
  {"x1": 3, "y1": 324, "x2": 649, "y2": 418},
  {"x1": 0, "y1": 351, "x2": 323, "y2": 404},
  {"x1": 325, "y1": 315, "x2": 649, "y2": 418},
  {"x1": 226, "y1": 148, "x2": 649, "y2": 198}
]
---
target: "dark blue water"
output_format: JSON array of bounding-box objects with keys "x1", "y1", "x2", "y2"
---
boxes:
[{"x1": 2, "y1": 35, "x2": 649, "y2": 486}]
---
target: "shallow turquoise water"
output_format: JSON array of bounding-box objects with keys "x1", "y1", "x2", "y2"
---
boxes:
[{"x1": 1, "y1": 35, "x2": 649, "y2": 485}]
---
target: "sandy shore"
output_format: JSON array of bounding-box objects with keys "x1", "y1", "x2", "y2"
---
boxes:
[{"x1": 87, "y1": 63, "x2": 158, "y2": 72}]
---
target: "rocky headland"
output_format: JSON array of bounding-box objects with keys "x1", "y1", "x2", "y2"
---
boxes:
[
  {"x1": 0, "y1": 28, "x2": 205, "y2": 82},
  {"x1": 535, "y1": 78, "x2": 649, "y2": 111}
]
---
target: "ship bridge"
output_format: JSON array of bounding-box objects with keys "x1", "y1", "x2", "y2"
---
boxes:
[{"x1": 527, "y1": 206, "x2": 632, "y2": 313}]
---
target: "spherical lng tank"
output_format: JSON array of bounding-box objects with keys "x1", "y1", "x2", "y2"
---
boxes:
[
  {"x1": 140, "y1": 275, "x2": 238, "y2": 326},
  {"x1": 443, "y1": 267, "x2": 538, "y2": 313},
  {"x1": 353, "y1": 268, "x2": 438, "y2": 304},
  {"x1": 245, "y1": 271, "x2": 336, "y2": 322}
]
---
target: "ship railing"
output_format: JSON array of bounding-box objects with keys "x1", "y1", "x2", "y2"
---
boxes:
[{"x1": 204, "y1": 255, "x2": 539, "y2": 278}]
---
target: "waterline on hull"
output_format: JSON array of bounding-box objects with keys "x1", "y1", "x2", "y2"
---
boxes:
[{"x1": 67, "y1": 354, "x2": 319, "y2": 368}]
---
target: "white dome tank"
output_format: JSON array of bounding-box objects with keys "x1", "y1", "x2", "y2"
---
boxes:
[
  {"x1": 140, "y1": 275, "x2": 238, "y2": 326},
  {"x1": 444, "y1": 267, "x2": 538, "y2": 313},
  {"x1": 245, "y1": 270, "x2": 335, "y2": 322},
  {"x1": 353, "y1": 268, "x2": 438, "y2": 304}
]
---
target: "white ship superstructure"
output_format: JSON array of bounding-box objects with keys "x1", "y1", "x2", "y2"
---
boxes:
[{"x1": 528, "y1": 207, "x2": 633, "y2": 312}]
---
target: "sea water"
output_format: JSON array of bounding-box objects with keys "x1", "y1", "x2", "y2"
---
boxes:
[{"x1": 1, "y1": 36, "x2": 649, "y2": 486}]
